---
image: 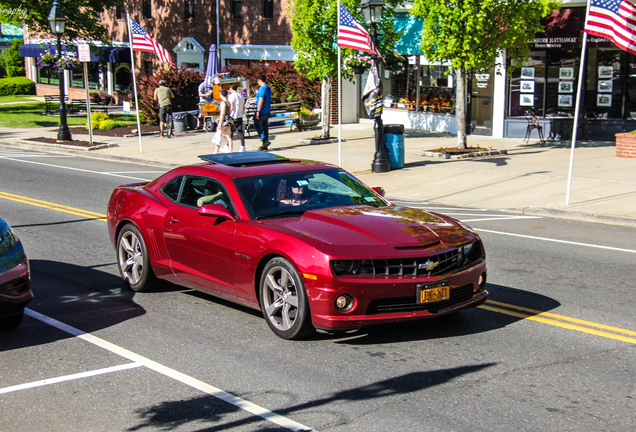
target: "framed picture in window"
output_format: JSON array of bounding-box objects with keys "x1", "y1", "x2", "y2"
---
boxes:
[
  {"x1": 598, "y1": 66, "x2": 614, "y2": 79},
  {"x1": 519, "y1": 94, "x2": 534, "y2": 106},
  {"x1": 520, "y1": 67, "x2": 535, "y2": 79},
  {"x1": 597, "y1": 94, "x2": 612, "y2": 107},
  {"x1": 598, "y1": 80, "x2": 613, "y2": 93},
  {"x1": 558, "y1": 95, "x2": 573, "y2": 107},
  {"x1": 520, "y1": 80, "x2": 535, "y2": 93},
  {"x1": 559, "y1": 81, "x2": 573, "y2": 93},
  {"x1": 559, "y1": 67, "x2": 574, "y2": 80}
]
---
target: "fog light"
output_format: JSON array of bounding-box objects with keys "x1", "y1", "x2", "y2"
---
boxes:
[
  {"x1": 335, "y1": 295, "x2": 353, "y2": 311},
  {"x1": 478, "y1": 272, "x2": 487, "y2": 290}
]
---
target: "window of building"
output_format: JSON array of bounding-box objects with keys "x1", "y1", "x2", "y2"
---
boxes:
[
  {"x1": 115, "y1": 2, "x2": 125, "y2": 20},
  {"x1": 143, "y1": 0, "x2": 152, "y2": 19},
  {"x1": 185, "y1": 0, "x2": 195, "y2": 19},
  {"x1": 114, "y1": 63, "x2": 132, "y2": 92},
  {"x1": 387, "y1": 57, "x2": 456, "y2": 113},
  {"x1": 508, "y1": 52, "x2": 547, "y2": 118},
  {"x1": 37, "y1": 67, "x2": 58, "y2": 86},
  {"x1": 144, "y1": 61, "x2": 154, "y2": 75},
  {"x1": 70, "y1": 62, "x2": 102, "y2": 90},
  {"x1": 263, "y1": 0, "x2": 273, "y2": 18},
  {"x1": 232, "y1": 0, "x2": 241, "y2": 18}
]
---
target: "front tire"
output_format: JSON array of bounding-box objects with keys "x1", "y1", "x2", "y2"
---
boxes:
[
  {"x1": 259, "y1": 257, "x2": 314, "y2": 340},
  {"x1": 117, "y1": 224, "x2": 158, "y2": 292},
  {"x1": 0, "y1": 308, "x2": 24, "y2": 330}
]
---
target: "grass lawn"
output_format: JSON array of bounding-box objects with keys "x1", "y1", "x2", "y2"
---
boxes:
[
  {"x1": 0, "y1": 95, "x2": 42, "y2": 103},
  {"x1": 0, "y1": 100, "x2": 139, "y2": 128}
]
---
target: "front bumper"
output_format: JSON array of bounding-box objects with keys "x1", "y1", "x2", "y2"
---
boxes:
[
  {"x1": 307, "y1": 260, "x2": 487, "y2": 331},
  {"x1": 0, "y1": 250, "x2": 33, "y2": 316}
]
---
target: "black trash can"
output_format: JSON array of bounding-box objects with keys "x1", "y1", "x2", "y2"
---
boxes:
[{"x1": 383, "y1": 124, "x2": 405, "y2": 169}]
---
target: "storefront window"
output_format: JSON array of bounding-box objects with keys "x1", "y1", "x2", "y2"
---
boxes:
[
  {"x1": 388, "y1": 57, "x2": 456, "y2": 113},
  {"x1": 508, "y1": 53, "x2": 546, "y2": 117},
  {"x1": 70, "y1": 64, "x2": 84, "y2": 88},
  {"x1": 114, "y1": 63, "x2": 132, "y2": 92},
  {"x1": 585, "y1": 48, "x2": 623, "y2": 119},
  {"x1": 37, "y1": 67, "x2": 58, "y2": 86}
]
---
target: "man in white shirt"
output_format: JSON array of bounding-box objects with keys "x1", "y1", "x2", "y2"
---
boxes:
[
  {"x1": 198, "y1": 80, "x2": 213, "y2": 130},
  {"x1": 228, "y1": 83, "x2": 246, "y2": 151}
]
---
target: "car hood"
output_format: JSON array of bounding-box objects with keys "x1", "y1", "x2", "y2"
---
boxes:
[{"x1": 262, "y1": 205, "x2": 473, "y2": 249}]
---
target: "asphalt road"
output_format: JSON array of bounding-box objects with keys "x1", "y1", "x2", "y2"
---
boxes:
[{"x1": 1, "y1": 146, "x2": 635, "y2": 432}]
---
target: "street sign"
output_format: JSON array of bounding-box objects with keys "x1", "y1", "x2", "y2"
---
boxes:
[{"x1": 78, "y1": 44, "x2": 90, "y2": 62}]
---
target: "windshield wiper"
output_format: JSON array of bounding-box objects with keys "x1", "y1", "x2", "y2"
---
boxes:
[{"x1": 256, "y1": 209, "x2": 306, "y2": 220}]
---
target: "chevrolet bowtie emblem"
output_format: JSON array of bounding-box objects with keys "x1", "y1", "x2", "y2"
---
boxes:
[{"x1": 418, "y1": 260, "x2": 438, "y2": 271}]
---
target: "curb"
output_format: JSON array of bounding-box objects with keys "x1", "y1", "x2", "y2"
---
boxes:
[
  {"x1": 501, "y1": 206, "x2": 636, "y2": 228},
  {"x1": 16, "y1": 139, "x2": 117, "y2": 151}
]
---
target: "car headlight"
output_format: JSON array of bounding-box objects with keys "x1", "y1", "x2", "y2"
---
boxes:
[
  {"x1": 331, "y1": 260, "x2": 375, "y2": 276},
  {"x1": 0, "y1": 224, "x2": 19, "y2": 257}
]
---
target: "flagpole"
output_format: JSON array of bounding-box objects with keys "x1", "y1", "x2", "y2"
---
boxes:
[
  {"x1": 127, "y1": 13, "x2": 144, "y2": 153},
  {"x1": 566, "y1": 2, "x2": 591, "y2": 205},
  {"x1": 337, "y1": 2, "x2": 342, "y2": 168}
]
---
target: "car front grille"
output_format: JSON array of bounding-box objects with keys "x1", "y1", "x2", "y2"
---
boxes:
[
  {"x1": 365, "y1": 249, "x2": 464, "y2": 277},
  {"x1": 366, "y1": 284, "x2": 474, "y2": 315}
]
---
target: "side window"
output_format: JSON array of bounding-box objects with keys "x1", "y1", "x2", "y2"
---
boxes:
[
  {"x1": 179, "y1": 176, "x2": 235, "y2": 214},
  {"x1": 162, "y1": 176, "x2": 183, "y2": 201}
]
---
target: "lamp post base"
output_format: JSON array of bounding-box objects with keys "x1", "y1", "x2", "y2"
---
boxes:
[{"x1": 371, "y1": 117, "x2": 390, "y2": 173}]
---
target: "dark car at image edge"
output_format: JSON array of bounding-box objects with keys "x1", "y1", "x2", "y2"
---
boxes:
[{"x1": 107, "y1": 153, "x2": 487, "y2": 339}]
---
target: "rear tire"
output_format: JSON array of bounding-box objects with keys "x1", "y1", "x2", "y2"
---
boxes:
[
  {"x1": 166, "y1": 113, "x2": 174, "y2": 138},
  {"x1": 116, "y1": 224, "x2": 158, "y2": 292},
  {"x1": 259, "y1": 257, "x2": 314, "y2": 340},
  {"x1": 205, "y1": 118, "x2": 215, "y2": 132}
]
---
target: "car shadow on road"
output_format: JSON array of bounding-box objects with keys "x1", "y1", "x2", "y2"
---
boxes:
[
  {"x1": 323, "y1": 283, "x2": 561, "y2": 345},
  {"x1": 126, "y1": 363, "x2": 495, "y2": 431},
  {"x1": 0, "y1": 259, "x2": 151, "y2": 350}
]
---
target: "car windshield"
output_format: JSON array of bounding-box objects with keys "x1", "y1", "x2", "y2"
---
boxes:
[{"x1": 234, "y1": 169, "x2": 388, "y2": 220}]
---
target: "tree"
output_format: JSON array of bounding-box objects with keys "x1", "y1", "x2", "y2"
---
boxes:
[
  {"x1": 6, "y1": 39, "x2": 24, "y2": 77},
  {"x1": 412, "y1": 0, "x2": 559, "y2": 148},
  {"x1": 0, "y1": 0, "x2": 119, "y2": 45},
  {"x1": 290, "y1": 0, "x2": 402, "y2": 139}
]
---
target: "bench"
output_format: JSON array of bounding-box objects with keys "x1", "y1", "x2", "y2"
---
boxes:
[
  {"x1": 244, "y1": 99, "x2": 303, "y2": 136},
  {"x1": 44, "y1": 95, "x2": 70, "y2": 115},
  {"x1": 70, "y1": 98, "x2": 110, "y2": 114}
]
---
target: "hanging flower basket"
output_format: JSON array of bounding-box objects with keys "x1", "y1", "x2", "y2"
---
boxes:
[
  {"x1": 352, "y1": 65, "x2": 367, "y2": 74},
  {"x1": 35, "y1": 50, "x2": 80, "y2": 73}
]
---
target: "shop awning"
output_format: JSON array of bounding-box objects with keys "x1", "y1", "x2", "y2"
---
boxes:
[
  {"x1": 394, "y1": 13, "x2": 423, "y2": 55},
  {"x1": 20, "y1": 44, "x2": 131, "y2": 63}
]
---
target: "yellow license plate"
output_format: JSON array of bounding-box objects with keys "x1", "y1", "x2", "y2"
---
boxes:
[{"x1": 417, "y1": 282, "x2": 450, "y2": 304}]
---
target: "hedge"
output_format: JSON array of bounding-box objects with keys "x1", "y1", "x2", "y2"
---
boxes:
[{"x1": 0, "y1": 77, "x2": 36, "y2": 96}]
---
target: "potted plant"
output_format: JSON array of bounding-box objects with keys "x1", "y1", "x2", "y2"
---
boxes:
[
  {"x1": 343, "y1": 54, "x2": 373, "y2": 74},
  {"x1": 89, "y1": 89, "x2": 100, "y2": 103}
]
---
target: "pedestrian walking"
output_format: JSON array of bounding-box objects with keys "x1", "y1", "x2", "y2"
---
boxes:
[
  {"x1": 229, "y1": 83, "x2": 246, "y2": 152},
  {"x1": 212, "y1": 89, "x2": 234, "y2": 153},
  {"x1": 198, "y1": 80, "x2": 213, "y2": 130},
  {"x1": 153, "y1": 80, "x2": 174, "y2": 138},
  {"x1": 253, "y1": 75, "x2": 272, "y2": 151}
]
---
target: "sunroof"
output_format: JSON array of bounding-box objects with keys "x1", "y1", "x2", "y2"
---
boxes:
[{"x1": 198, "y1": 153, "x2": 291, "y2": 166}]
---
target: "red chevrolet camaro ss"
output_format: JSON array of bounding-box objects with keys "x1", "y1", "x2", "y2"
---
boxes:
[{"x1": 107, "y1": 153, "x2": 487, "y2": 339}]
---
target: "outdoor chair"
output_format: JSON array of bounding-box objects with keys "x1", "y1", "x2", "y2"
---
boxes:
[{"x1": 524, "y1": 110, "x2": 545, "y2": 143}]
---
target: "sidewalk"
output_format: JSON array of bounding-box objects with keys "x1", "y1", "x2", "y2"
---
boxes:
[{"x1": 1, "y1": 122, "x2": 635, "y2": 227}]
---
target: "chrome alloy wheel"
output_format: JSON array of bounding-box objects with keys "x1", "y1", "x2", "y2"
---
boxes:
[
  {"x1": 118, "y1": 229, "x2": 144, "y2": 286},
  {"x1": 262, "y1": 264, "x2": 299, "y2": 332}
]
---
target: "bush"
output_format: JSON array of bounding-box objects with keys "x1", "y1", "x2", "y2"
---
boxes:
[
  {"x1": 86, "y1": 112, "x2": 127, "y2": 130},
  {"x1": 222, "y1": 61, "x2": 320, "y2": 110},
  {"x1": 138, "y1": 67, "x2": 202, "y2": 125},
  {"x1": 0, "y1": 76, "x2": 35, "y2": 96},
  {"x1": 6, "y1": 40, "x2": 25, "y2": 78}
]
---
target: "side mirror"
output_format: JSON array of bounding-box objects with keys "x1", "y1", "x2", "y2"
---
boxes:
[
  {"x1": 198, "y1": 203, "x2": 236, "y2": 221},
  {"x1": 372, "y1": 187, "x2": 386, "y2": 197}
]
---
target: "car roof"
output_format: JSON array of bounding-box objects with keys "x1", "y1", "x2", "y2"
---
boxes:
[{"x1": 190, "y1": 153, "x2": 338, "y2": 179}]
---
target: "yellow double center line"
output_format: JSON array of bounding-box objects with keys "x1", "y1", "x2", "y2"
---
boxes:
[
  {"x1": 0, "y1": 191, "x2": 107, "y2": 221},
  {"x1": 480, "y1": 300, "x2": 636, "y2": 344},
  {"x1": 3, "y1": 190, "x2": 636, "y2": 345}
]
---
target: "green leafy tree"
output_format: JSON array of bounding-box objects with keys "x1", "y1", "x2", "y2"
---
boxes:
[
  {"x1": 291, "y1": 0, "x2": 401, "y2": 138},
  {"x1": 6, "y1": 39, "x2": 24, "y2": 77},
  {"x1": 412, "y1": 0, "x2": 559, "y2": 148},
  {"x1": 0, "y1": 0, "x2": 119, "y2": 44}
]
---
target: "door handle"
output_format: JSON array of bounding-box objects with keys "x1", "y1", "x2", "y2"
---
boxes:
[{"x1": 168, "y1": 216, "x2": 179, "y2": 224}]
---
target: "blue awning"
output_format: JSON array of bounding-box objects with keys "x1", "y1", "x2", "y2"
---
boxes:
[
  {"x1": 394, "y1": 13, "x2": 423, "y2": 55},
  {"x1": 20, "y1": 44, "x2": 130, "y2": 63}
]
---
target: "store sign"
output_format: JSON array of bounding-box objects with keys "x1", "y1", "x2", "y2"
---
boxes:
[{"x1": 532, "y1": 37, "x2": 578, "y2": 48}]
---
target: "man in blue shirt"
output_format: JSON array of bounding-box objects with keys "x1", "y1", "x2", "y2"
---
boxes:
[{"x1": 254, "y1": 75, "x2": 272, "y2": 151}]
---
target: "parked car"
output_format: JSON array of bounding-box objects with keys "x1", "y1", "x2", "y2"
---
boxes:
[
  {"x1": 0, "y1": 217, "x2": 32, "y2": 330},
  {"x1": 107, "y1": 153, "x2": 487, "y2": 339}
]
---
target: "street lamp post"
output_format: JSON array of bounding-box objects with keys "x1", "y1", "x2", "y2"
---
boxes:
[
  {"x1": 48, "y1": 0, "x2": 72, "y2": 141},
  {"x1": 361, "y1": 0, "x2": 390, "y2": 173}
]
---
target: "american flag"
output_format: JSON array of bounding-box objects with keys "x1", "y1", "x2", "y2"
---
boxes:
[
  {"x1": 337, "y1": 3, "x2": 378, "y2": 55},
  {"x1": 585, "y1": 0, "x2": 636, "y2": 55},
  {"x1": 129, "y1": 18, "x2": 174, "y2": 66}
]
